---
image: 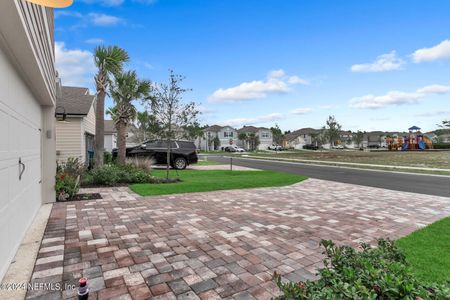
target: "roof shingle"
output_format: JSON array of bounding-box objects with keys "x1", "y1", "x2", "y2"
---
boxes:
[{"x1": 56, "y1": 86, "x2": 95, "y2": 115}]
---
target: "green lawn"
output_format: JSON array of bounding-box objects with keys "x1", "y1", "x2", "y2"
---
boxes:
[
  {"x1": 396, "y1": 217, "x2": 450, "y2": 284},
  {"x1": 130, "y1": 169, "x2": 307, "y2": 196},
  {"x1": 246, "y1": 150, "x2": 450, "y2": 169},
  {"x1": 196, "y1": 160, "x2": 223, "y2": 166}
]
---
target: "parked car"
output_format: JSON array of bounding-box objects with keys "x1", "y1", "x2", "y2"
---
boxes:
[
  {"x1": 223, "y1": 145, "x2": 245, "y2": 152},
  {"x1": 332, "y1": 145, "x2": 344, "y2": 150},
  {"x1": 268, "y1": 145, "x2": 283, "y2": 151},
  {"x1": 303, "y1": 144, "x2": 319, "y2": 150},
  {"x1": 112, "y1": 140, "x2": 198, "y2": 170}
]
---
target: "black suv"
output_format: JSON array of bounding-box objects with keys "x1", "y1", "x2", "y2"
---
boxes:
[
  {"x1": 303, "y1": 144, "x2": 319, "y2": 150},
  {"x1": 113, "y1": 140, "x2": 198, "y2": 170}
]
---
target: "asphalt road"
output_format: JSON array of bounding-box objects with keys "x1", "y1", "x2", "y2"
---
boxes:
[{"x1": 206, "y1": 155, "x2": 450, "y2": 197}]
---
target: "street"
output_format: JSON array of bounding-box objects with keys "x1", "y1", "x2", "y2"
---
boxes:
[{"x1": 206, "y1": 155, "x2": 450, "y2": 197}]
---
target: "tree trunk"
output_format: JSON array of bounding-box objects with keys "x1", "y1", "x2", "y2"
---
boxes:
[
  {"x1": 117, "y1": 122, "x2": 127, "y2": 165},
  {"x1": 95, "y1": 88, "x2": 105, "y2": 167},
  {"x1": 166, "y1": 137, "x2": 171, "y2": 179}
]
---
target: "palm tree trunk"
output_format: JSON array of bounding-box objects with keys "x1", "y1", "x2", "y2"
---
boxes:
[
  {"x1": 95, "y1": 88, "x2": 105, "y2": 167},
  {"x1": 117, "y1": 122, "x2": 127, "y2": 165}
]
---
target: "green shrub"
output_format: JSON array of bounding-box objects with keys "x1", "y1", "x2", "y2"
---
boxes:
[
  {"x1": 89, "y1": 165, "x2": 121, "y2": 186},
  {"x1": 274, "y1": 239, "x2": 450, "y2": 300},
  {"x1": 55, "y1": 173, "x2": 79, "y2": 201},
  {"x1": 84, "y1": 164, "x2": 155, "y2": 186},
  {"x1": 104, "y1": 152, "x2": 114, "y2": 164},
  {"x1": 57, "y1": 157, "x2": 85, "y2": 177}
]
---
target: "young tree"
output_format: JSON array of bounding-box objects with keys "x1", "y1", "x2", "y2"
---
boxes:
[
  {"x1": 353, "y1": 130, "x2": 364, "y2": 148},
  {"x1": 270, "y1": 124, "x2": 284, "y2": 146},
  {"x1": 238, "y1": 133, "x2": 248, "y2": 150},
  {"x1": 212, "y1": 136, "x2": 220, "y2": 150},
  {"x1": 94, "y1": 46, "x2": 129, "y2": 167},
  {"x1": 108, "y1": 70, "x2": 151, "y2": 164},
  {"x1": 323, "y1": 115, "x2": 342, "y2": 147},
  {"x1": 439, "y1": 120, "x2": 450, "y2": 128},
  {"x1": 147, "y1": 70, "x2": 199, "y2": 178},
  {"x1": 183, "y1": 122, "x2": 205, "y2": 149}
]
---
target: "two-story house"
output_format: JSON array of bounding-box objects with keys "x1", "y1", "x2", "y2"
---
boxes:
[
  {"x1": 200, "y1": 125, "x2": 238, "y2": 151},
  {"x1": 237, "y1": 126, "x2": 273, "y2": 150},
  {"x1": 285, "y1": 128, "x2": 320, "y2": 149}
]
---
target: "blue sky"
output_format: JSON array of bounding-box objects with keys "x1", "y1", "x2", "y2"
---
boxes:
[{"x1": 55, "y1": 0, "x2": 450, "y2": 132}]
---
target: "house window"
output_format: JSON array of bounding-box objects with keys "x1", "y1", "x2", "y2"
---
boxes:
[
  {"x1": 261, "y1": 132, "x2": 270, "y2": 138},
  {"x1": 224, "y1": 131, "x2": 234, "y2": 138}
]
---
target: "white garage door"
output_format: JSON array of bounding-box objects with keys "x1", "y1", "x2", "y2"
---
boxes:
[{"x1": 0, "y1": 49, "x2": 43, "y2": 278}]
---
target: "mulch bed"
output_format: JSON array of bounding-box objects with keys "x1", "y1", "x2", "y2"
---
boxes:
[{"x1": 65, "y1": 193, "x2": 102, "y2": 202}]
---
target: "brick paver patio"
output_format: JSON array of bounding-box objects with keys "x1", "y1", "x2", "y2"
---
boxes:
[{"x1": 27, "y1": 179, "x2": 450, "y2": 299}]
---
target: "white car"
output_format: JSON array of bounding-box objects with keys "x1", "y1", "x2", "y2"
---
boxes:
[
  {"x1": 224, "y1": 145, "x2": 245, "y2": 152},
  {"x1": 332, "y1": 145, "x2": 344, "y2": 149},
  {"x1": 268, "y1": 145, "x2": 283, "y2": 151}
]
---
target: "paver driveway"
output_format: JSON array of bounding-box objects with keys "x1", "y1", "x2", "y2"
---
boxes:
[{"x1": 27, "y1": 179, "x2": 450, "y2": 300}]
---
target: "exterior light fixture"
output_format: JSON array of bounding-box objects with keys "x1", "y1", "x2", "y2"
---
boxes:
[
  {"x1": 55, "y1": 106, "x2": 67, "y2": 122},
  {"x1": 24, "y1": 0, "x2": 73, "y2": 8}
]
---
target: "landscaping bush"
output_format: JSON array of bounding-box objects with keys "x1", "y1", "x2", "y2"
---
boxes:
[
  {"x1": 125, "y1": 157, "x2": 154, "y2": 172},
  {"x1": 55, "y1": 173, "x2": 79, "y2": 201},
  {"x1": 83, "y1": 164, "x2": 157, "y2": 186},
  {"x1": 274, "y1": 239, "x2": 450, "y2": 300},
  {"x1": 104, "y1": 151, "x2": 114, "y2": 164},
  {"x1": 55, "y1": 157, "x2": 84, "y2": 201}
]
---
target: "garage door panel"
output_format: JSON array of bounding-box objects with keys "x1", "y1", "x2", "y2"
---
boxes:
[{"x1": 0, "y1": 108, "x2": 8, "y2": 155}]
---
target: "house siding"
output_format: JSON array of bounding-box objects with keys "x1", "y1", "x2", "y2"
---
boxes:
[{"x1": 56, "y1": 118, "x2": 83, "y2": 162}]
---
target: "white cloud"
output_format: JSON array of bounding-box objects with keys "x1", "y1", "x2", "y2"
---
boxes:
[
  {"x1": 268, "y1": 69, "x2": 286, "y2": 78},
  {"x1": 415, "y1": 111, "x2": 450, "y2": 118},
  {"x1": 198, "y1": 105, "x2": 215, "y2": 115},
  {"x1": 351, "y1": 51, "x2": 405, "y2": 72},
  {"x1": 88, "y1": 13, "x2": 124, "y2": 26},
  {"x1": 81, "y1": 0, "x2": 124, "y2": 6},
  {"x1": 55, "y1": 42, "x2": 96, "y2": 88},
  {"x1": 287, "y1": 75, "x2": 309, "y2": 85},
  {"x1": 318, "y1": 104, "x2": 334, "y2": 109},
  {"x1": 81, "y1": 0, "x2": 157, "y2": 5},
  {"x1": 218, "y1": 113, "x2": 284, "y2": 127},
  {"x1": 411, "y1": 40, "x2": 450, "y2": 63},
  {"x1": 350, "y1": 84, "x2": 450, "y2": 109},
  {"x1": 291, "y1": 107, "x2": 313, "y2": 115},
  {"x1": 208, "y1": 69, "x2": 308, "y2": 103},
  {"x1": 56, "y1": 10, "x2": 124, "y2": 28},
  {"x1": 54, "y1": 11, "x2": 83, "y2": 18},
  {"x1": 85, "y1": 38, "x2": 104, "y2": 44},
  {"x1": 416, "y1": 84, "x2": 450, "y2": 94}
]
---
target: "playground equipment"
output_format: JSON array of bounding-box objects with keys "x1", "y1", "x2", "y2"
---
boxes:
[{"x1": 386, "y1": 126, "x2": 433, "y2": 151}]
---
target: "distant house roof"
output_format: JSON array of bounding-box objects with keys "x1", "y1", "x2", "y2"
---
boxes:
[
  {"x1": 204, "y1": 125, "x2": 223, "y2": 132},
  {"x1": 237, "y1": 126, "x2": 268, "y2": 134},
  {"x1": 57, "y1": 86, "x2": 95, "y2": 116},
  {"x1": 104, "y1": 120, "x2": 117, "y2": 134},
  {"x1": 285, "y1": 128, "x2": 320, "y2": 141}
]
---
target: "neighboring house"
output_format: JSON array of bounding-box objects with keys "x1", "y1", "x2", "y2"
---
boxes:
[
  {"x1": 104, "y1": 120, "x2": 117, "y2": 152},
  {"x1": 285, "y1": 128, "x2": 319, "y2": 149},
  {"x1": 362, "y1": 131, "x2": 387, "y2": 148},
  {"x1": 237, "y1": 126, "x2": 273, "y2": 150},
  {"x1": 438, "y1": 133, "x2": 450, "y2": 143},
  {"x1": 0, "y1": 1, "x2": 56, "y2": 280},
  {"x1": 55, "y1": 86, "x2": 96, "y2": 165},
  {"x1": 200, "y1": 125, "x2": 238, "y2": 151}
]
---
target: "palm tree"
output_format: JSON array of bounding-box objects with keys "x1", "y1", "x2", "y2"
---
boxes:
[
  {"x1": 238, "y1": 133, "x2": 248, "y2": 150},
  {"x1": 108, "y1": 70, "x2": 151, "y2": 164},
  {"x1": 94, "y1": 45, "x2": 129, "y2": 167}
]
